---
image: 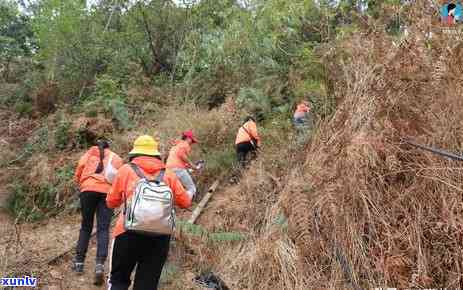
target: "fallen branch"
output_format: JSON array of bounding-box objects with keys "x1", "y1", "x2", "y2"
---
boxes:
[{"x1": 188, "y1": 180, "x2": 220, "y2": 224}]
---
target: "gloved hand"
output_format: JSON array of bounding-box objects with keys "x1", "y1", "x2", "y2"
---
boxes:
[{"x1": 196, "y1": 160, "x2": 205, "y2": 170}]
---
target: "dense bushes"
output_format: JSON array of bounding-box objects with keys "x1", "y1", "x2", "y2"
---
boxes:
[
  {"x1": 3, "y1": 0, "x2": 337, "y2": 115},
  {"x1": 7, "y1": 163, "x2": 75, "y2": 222},
  {"x1": 82, "y1": 75, "x2": 132, "y2": 130}
]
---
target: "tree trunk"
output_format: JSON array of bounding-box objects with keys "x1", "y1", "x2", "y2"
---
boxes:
[
  {"x1": 3, "y1": 59, "x2": 11, "y2": 82},
  {"x1": 139, "y1": 7, "x2": 160, "y2": 75}
]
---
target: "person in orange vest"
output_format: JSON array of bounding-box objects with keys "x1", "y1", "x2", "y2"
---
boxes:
[
  {"x1": 235, "y1": 116, "x2": 260, "y2": 166},
  {"x1": 106, "y1": 135, "x2": 191, "y2": 290},
  {"x1": 73, "y1": 139, "x2": 123, "y2": 285},
  {"x1": 293, "y1": 100, "x2": 310, "y2": 125},
  {"x1": 166, "y1": 130, "x2": 199, "y2": 199}
]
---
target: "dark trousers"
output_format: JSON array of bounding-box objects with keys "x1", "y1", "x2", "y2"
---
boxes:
[
  {"x1": 236, "y1": 142, "x2": 257, "y2": 167},
  {"x1": 75, "y1": 191, "x2": 113, "y2": 264},
  {"x1": 108, "y1": 232, "x2": 171, "y2": 290}
]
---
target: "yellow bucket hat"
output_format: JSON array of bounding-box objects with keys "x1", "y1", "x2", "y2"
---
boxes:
[{"x1": 129, "y1": 135, "x2": 160, "y2": 156}]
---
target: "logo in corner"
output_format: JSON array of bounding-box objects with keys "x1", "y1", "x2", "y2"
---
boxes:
[{"x1": 440, "y1": 1, "x2": 463, "y2": 26}]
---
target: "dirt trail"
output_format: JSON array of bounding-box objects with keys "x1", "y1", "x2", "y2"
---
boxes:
[
  {"x1": 1, "y1": 212, "x2": 118, "y2": 290},
  {"x1": 0, "y1": 175, "x2": 233, "y2": 290},
  {"x1": 3, "y1": 206, "x2": 218, "y2": 289},
  {"x1": 40, "y1": 211, "x2": 206, "y2": 290},
  {"x1": 45, "y1": 244, "x2": 105, "y2": 290}
]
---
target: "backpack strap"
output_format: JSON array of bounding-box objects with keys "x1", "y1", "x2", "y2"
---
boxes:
[
  {"x1": 155, "y1": 169, "x2": 166, "y2": 184},
  {"x1": 124, "y1": 163, "x2": 147, "y2": 215},
  {"x1": 241, "y1": 123, "x2": 257, "y2": 149},
  {"x1": 129, "y1": 163, "x2": 146, "y2": 180}
]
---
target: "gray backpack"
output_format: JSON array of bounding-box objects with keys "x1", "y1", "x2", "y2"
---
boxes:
[{"x1": 123, "y1": 163, "x2": 175, "y2": 235}]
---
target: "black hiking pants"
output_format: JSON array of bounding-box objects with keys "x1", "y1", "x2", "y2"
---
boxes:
[
  {"x1": 236, "y1": 141, "x2": 257, "y2": 167},
  {"x1": 75, "y1": 191, "x2": 113, "y2": 264},
  {"x1": 108, "y1": 232, "x2": 171, "y2": 290}
]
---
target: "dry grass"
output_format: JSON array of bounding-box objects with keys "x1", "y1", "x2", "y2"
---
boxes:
[
  {"x1": 270, "y1": 4, "x2": 463, "y2": 289},
  {"x1": 191, "y1": 3, "x2": 463, "y2": 289}
]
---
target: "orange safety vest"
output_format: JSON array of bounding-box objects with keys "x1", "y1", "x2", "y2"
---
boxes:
[
  {"x1": 166, "y1": 140, "x2": 192, "y2": 169},
  {"x1": 294, "y1": 103, "x2": 310, "y2": 119},
  {"x1": 74, "y1": 147, "x2": 123, "y2": 194},
  {"x1": 235, "y1": 120, "x2": 260, "y2": 146}
]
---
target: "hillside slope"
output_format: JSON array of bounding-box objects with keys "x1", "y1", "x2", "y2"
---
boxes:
[
  {"x1": 2, "y1": 3, "x2": 463, "y2": 290},
  {"x1": 211, "y1": 6, "x2": 463, "y2": 289}
]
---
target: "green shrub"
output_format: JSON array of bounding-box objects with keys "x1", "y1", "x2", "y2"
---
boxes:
[
  {"x1": 84, "y1": 107, "x2": 98, "y2": 117},
  {"x1": 83, "y1": 75, "x2": 132, "y2": 130},
  {"x1": 14, "y1": 101, "x2": 33, "y2": 117},
  {"x1": 209, "y1": 232, "x2": 246, "y2": 242},
  {"x1": 6, "y1": 163, "x2": 74, "y2": 222},
  {"x1": 54, "y1": 120, "x2": 71, "y2": 150},
  {"x1": 177, "y1": 220, "x2": 208, "y2": 236},
  {"x1": 7, "y1": 183, "x2": 56, "y2": 222},
  {"x1": 177, "y1": 220, "x2": 246, "y2": 243},
  {"x1": 236, "y1": 87, "x2": 272, "y2": 120},
  {"x1": 203, "y1": 147, "x2": 236, "y2": 179},
  {"x1": 2, "y1": 126, "x2": 49, "y2": 166},
  {"x1": 110, "y1": 99, "x2": 132, "y2": 130},
  {"x1": 55, "y1": 164, "x2": 74, "y2": 186}
]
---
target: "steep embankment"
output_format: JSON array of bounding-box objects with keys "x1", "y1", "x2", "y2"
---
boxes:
[{"x1": 212, "y1": 5, "x2": 463, "y2": 289}]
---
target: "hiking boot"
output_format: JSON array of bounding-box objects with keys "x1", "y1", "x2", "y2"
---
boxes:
[
  {"x1": 94, "y1": 264, "x2": 105, "y2": 286},
  {"x1": 71, "y1": 260, "x2": 84, "y2": 274}
]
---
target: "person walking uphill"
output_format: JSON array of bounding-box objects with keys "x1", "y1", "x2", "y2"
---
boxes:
[
  {"x1": 166, "y1": 130, "x2": 200, "y2": 200},
  {"x1": 235, "y1": 116, "x2": 260, "y2": 167},
  {"x1": 293, "y1": 100, "x2": 313, "y2": 129},
  {"x1": 73, "y1": 139, "x2": 123, "y2": 285},
  {"x1": 106, "y1": 135, "x2": 192, "y2": 290},
  {"x1": 293, "y1": 100, "x2": 314, "y2": 145}
]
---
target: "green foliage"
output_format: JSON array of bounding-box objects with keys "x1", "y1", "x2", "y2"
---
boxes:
[
  {"x1": 92, "y1": 75, "x2": 121, "y2": 100},
  {"x1": 6, "y1": 161, "x2": 74, "y2": 222},
  {"x1": 14, "y1": 101, "x2": 33, "y2": 117},
  {"x1": 209, "y1": 232, "x2": 246, "y2": 243},
  {"x1": 237, "y1": 88, "x2": 271, "y2": 120},
  {"x1": 33, "y1": 0, "x2": 87, "y2": 80},
  {"x1": 54, "y1": 119, "x2": 71, "y2": 150},
  {"x1": 2, "y1": 126, "x2": 49, "y2": 167},
  {"x1": 83, "y1": 75, "x2": 132, "y2": 130},
  {"x1": 55, "y1": 164, "x2": 74, "y2": 186},
  {"x1": 0, "y1": 0, "x2": 35, "y2": 80},
  {"x1": 201, "y1": 147, "x2": 236, "y2": 182},
  {"x1": 177, "y1": 220, "x2": 246, "y2": 243},
  {"x1": 7, "y1": 182, "x2": 56, "y2": 222},
  {"x1": 6, "y1": 0, "x2": 400, "y2": 116},
  {"x1": 110, "y1": 100, "x2": 131, "y2": 130},
  {"x1": 177, "y1": 220, "x2": 208, "y2": 236},
  {"x1": 16, "y1": 0, "x2": 350, "y2": 116}
]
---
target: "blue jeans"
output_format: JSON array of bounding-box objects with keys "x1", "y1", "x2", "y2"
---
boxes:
[{"x1": 173, "y1": 168, "x2": 196, "y2": 198}]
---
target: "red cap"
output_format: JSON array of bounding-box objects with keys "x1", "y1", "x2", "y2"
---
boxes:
[{"x1": 182, "y1": 130, "x2": 198, "y2": 143}]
